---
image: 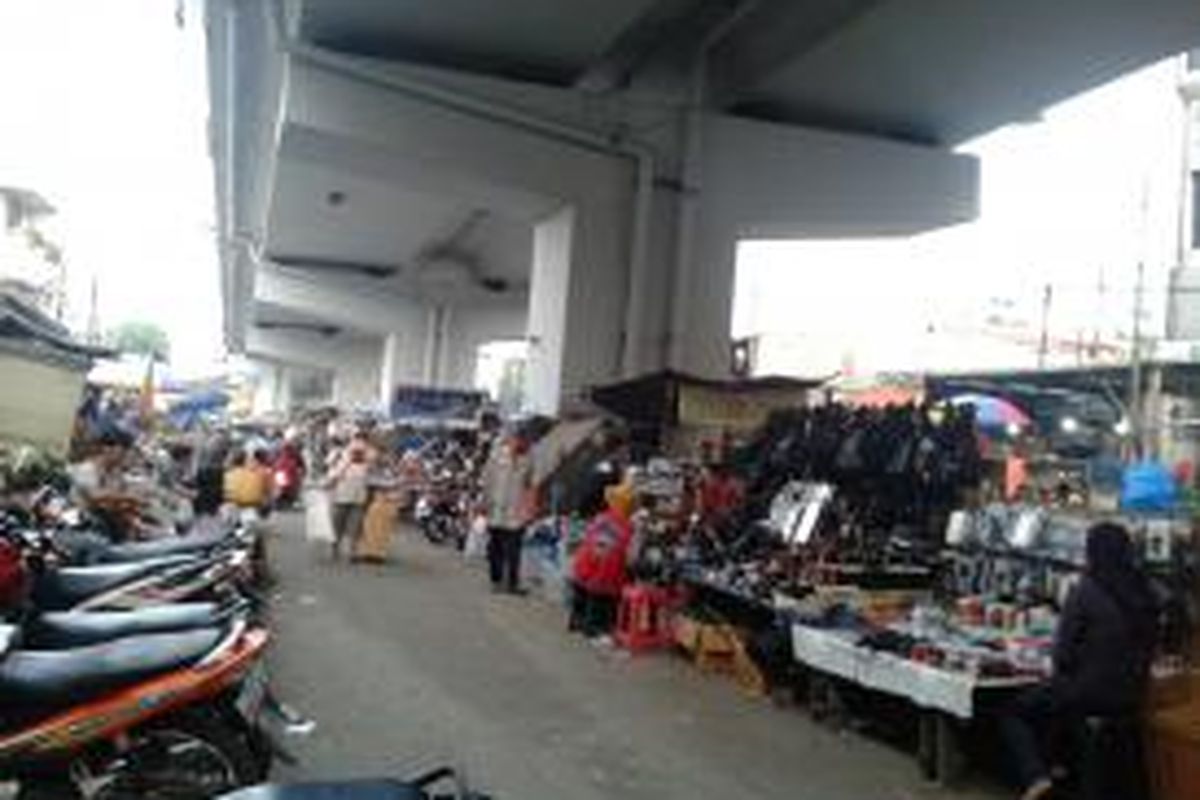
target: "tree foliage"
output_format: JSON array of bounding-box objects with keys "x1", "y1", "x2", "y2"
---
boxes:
[{"x1": 106, "y1": 320, "x2": 170, "y2": 361}]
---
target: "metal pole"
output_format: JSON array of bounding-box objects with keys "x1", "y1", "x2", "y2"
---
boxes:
[
  {"x1": 1130, "y1": 261, "x2": 1146, "y2": 457},
  {"x1": 1037, "y1": 283, "x2": 1052, "y2": 368}
]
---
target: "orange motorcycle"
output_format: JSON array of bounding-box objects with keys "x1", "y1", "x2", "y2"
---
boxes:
[{"x1": 0, "y1": 616, "x2": 280, "y2": 798}]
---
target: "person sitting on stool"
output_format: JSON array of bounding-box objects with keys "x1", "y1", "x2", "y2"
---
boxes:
[{"x1": 1000, "y1": 522, "x2": 1156, "y2": 800}]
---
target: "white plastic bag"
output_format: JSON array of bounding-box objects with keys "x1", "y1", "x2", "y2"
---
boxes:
[
  {"x1": 305, "y1": 488, "x2": 335, "y2": 543},
  {"x1": 463, "y1": 514, "x2": 488, "y2": 561}
]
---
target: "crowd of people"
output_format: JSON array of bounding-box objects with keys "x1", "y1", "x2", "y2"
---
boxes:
[{"x1": 33, "y1": 396, "x2": 1170, "y2": 800}]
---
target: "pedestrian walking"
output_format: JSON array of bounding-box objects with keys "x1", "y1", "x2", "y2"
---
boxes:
[
  {"x1": 481, "y1": 429, "x2": 534, "y2": 594},
  {"x1": 326, "y1": 433, "x2": 371, "y2": 561}
]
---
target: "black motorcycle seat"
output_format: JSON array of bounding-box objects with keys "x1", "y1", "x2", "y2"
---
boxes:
[
  {"x1": 26, "y1": 603, "x2": 224, "y2": 648},
  {"x1": 220, "y1": 780, "x2": 425, "y2": 800},
  {"x1": 34, "y1": 556, "x2": 197, "y2": 609},
  {"x1": 100, "y1": 530, "x2": 231, "y2": 563},
  {"x1": 0, "y1": 628, "x2": 222, "y2": 713}
]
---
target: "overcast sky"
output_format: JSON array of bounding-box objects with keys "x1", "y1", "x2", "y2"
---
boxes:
[
  {"x1": 734, "y1": 57, "x2": 1190, "y2": 375},
  {"x1": 0, "y1": 0, "x2": 220, "y2": 373}
]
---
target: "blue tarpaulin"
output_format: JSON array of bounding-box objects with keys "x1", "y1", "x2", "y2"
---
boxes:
[
  {"x1": 167, "y1": 389, "x2": 230, "y2": 428},
  {"x1": 1120, "y1": 459, "x2": 1178, "y2": 512}
]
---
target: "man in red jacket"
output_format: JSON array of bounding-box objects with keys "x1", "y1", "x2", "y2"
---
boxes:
[{"x1": 568, "y1": 482, "x2": 634, "y2": 639}]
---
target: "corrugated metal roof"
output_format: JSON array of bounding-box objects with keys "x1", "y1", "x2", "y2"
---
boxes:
[{"x1": 0, "y1": 291, "x2": 110, "y2": 370}]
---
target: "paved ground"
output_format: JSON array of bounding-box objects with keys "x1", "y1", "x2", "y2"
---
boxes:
[{"x1": 265, "y1": 512, "x2": 1004, "y2": 800}]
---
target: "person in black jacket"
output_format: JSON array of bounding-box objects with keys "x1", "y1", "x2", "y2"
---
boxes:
[{"x1": 1000, "y1": 522, "x2": 1156, "y2": 800}]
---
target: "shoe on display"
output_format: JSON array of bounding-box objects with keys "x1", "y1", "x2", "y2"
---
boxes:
[{"x1": 1020, "y1": 777, "x2": 1054, "y2": 800}]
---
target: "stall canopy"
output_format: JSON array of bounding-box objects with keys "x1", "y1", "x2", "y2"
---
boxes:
[
  {"x1": 167, "y1": 389, "x2": 231, "y2": 429},
  {"x1": 591, "y1": 371, "x2": 819, "y2": 457}
]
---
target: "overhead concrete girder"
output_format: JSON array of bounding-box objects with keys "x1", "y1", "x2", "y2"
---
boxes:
[
  {"x1": 245, "y1": 326, "x2": 365, "y2": 372},
  {"x1": 664, "y1": 113, "x2": 979, "y2": 378},
  {"x1": 711, "y1": 0, "x2": 1200, "y2": 145},
  {"x1": 277, "y1": 124, "x2": 558, "y2": 225},
  {"x1": 254, "y1": 264, "x2": 426, "y2": 336},
  {"x1": 245, "y1": 327, "x2": 383, "y2": 409},
  {"x1": 254, "y1": 263, "x2": 528, "y2": 403},
  {"x1": 273, "y1": 54, "x2": 980, "y2": 409},
  {"x1": 281, "y1": 57, "x2": 632, "y2": 411}
]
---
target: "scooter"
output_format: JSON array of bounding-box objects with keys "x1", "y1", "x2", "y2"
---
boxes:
[
  {"x1": 21, "y1": 488, "x2": 250, "y2": 568},
  {"x1": 271, "y1": 466, "x2": 302, "y2": 511},
  {"x1": 0, "y1": 613, "x2": 281, "y2": 797},
  {"x1": 414, "y1": 477, "x2": 466, "y2": 548},
  {"x1": 3, "y1": 523, "x2": 259, "y2": 615}
]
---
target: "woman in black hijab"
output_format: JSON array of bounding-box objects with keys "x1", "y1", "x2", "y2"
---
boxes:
[{"x1": 1001, "y1": 522, "x2": 1156, "y2": 800}]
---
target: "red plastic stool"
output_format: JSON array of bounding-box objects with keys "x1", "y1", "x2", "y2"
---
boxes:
[{"x1": 615, "y1": 583, "x2": 673, "y2": 653}]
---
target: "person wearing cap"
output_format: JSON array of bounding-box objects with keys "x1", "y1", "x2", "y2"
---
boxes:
[{"x1": 568, "y1": 479, "x2": 636, "y2": 639}]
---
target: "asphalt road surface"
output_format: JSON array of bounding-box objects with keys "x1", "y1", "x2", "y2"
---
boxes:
[{"x1": 265, "y1": 512, "x2": 1002, "y2": 800}]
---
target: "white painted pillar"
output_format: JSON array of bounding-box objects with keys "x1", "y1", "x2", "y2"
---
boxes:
[
  {"x1": 421, "y1": 306, "x2": 442, "y2": 386},
  {"x1": 671, "y1": 220, "x2": 740, "y2": 377},
  {"x1": 526, "y1": 206, "x2": 574, "y2": 413},
  {"x1": 252, "y1": 362, "x2": 282, "y2": 416},
  {"x1": 275, "y1": 365, "x2": 293, "y2": 411},
  {"x1": 379, "y1": 332, "x2": 402, "y2": 412},
  {"x1": 436, "y1": 305, "x2": 454, "y2": 388}
]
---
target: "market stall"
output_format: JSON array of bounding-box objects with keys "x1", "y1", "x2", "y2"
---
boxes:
[
  {"x1": 590, "y1": 370, "x2": 816, "y2": 460},
  {"x1": 783, "y1": 500, "x2": 1196, "y2": 785}
]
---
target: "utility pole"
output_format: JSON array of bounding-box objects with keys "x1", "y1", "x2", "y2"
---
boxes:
[
  {"x1": 86, "y1": 274, "x2": 101, "y2": 345},
  {"x1": 1037, "y1": 283, "x2": 1053, "y2": 368},
  {"x1": 1129, "y1": 261, "x2": 1146, "y2": 457}
]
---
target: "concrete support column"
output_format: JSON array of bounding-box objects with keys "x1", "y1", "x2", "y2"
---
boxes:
[
  {"x1": 246, "y1": 328, "x2": 384, "y2": 410},
  {"x1": 438, "y1": 303, "x2": 528, "y2": 392},
  {"x1": 276, "y1": 365, "x2": 294, "y2": 411},
  {"x1": 526, "y1": 207, "x2": 573, "y2": 413},
  {"x1": 524, "y1": 198, "x2": 631, "y2": 413},
  {"x1": 379, "y1": 333, "x2": 401, "y2": 412},
  {"x1": 437, "y1": 306, "x2": 454, "y2": 387},
  {"x1": 670, "y1": 220, "x2": 740, "y2": 377},
  {"x1": 250, "y1": 361, "x2": 299, "y2": 415},
  {"x1": 332, "y1": 343, "x2": 384, "y2": 410},
  {"x1": 252, "y1": 361, "x2": 282, "y2": 416},
  {"x1": 379, "y1": 328, "x2": 428, "y2": 402},
  {"x1": 421, "y1": 306, "x2": 447, "y2": 386}
]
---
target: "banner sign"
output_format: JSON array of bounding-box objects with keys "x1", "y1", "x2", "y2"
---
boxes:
[{"x1": 390, "y1": 386, "x2": 487, "y2": 423}]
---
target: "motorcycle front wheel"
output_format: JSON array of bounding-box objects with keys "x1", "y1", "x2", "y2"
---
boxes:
[{"x1": 53, "y1": 710, "x2": 259, "y2": 800}]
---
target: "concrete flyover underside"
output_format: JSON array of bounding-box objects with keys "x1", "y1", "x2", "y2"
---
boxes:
[{"x1": 206, "y1": 0, "x2": 1200, "y2": 413}]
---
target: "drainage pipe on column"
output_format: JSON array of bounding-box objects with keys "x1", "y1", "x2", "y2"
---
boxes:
[
  {"x1": 267, "y1": 0, "x2": 656, "y2": 381},
  {"x1": 220, "y1": 0, "x2": 244, "y2": 348}
]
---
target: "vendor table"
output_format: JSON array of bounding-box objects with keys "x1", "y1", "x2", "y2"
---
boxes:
[
  {"x1": 681, "y1": 574, "x2": 778, "y2": 629},
  {"x1": 791, "y1": 624, "x2": 1039, "y2": 783}
]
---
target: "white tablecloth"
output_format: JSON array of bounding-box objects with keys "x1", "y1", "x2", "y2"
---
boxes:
[{"x1": 790, "y1": 625, "x2": 1035, "y2": 719}]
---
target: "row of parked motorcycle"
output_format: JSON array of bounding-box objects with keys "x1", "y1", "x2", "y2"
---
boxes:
[
  {"x1": 0, "y1": 477, "x2": 487, "y2": 798},
  {"x1": 411, "y1": 441, "x2": 482, "y2": 551}
]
